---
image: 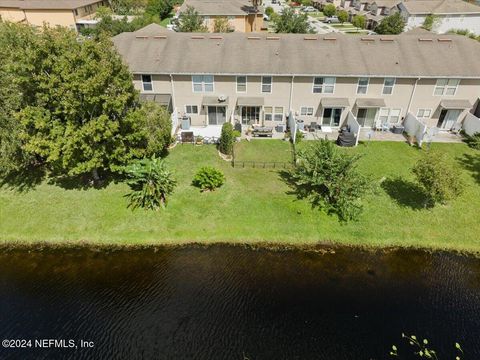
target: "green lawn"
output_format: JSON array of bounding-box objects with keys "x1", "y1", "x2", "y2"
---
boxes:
[{"x1": 1, "y1": 140, "x2": 480, "y2": 252}]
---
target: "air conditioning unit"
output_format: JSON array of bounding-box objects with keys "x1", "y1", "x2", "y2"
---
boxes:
[{"x1": 218, "y1": 94, "x2": 227, "y2": 102}]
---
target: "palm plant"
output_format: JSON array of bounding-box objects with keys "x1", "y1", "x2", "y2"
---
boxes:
[
  {"x1": 251, "y1": 0, "x2": 263, "y2": 31},
  {"x1": 124, "y1": 156, "x2": 177, "y2": 210}
]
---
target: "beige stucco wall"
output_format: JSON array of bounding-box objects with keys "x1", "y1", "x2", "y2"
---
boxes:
[
  {"x1": 136, "y1": 74, "x2": 480, "y2": 129},
  {"x1": 0, "y1": 8, "x2": 26, "y2": 22},
  {"x1": 202, "y1": 14, "x2": 264, "y2": 32},
  {"x1": 24, "y1": 9, "x2": 76, "y2": 28}
]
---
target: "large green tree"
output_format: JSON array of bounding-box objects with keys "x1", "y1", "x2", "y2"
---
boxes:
[
  {"x1": 13, "y1": 27, "x2": 147, "y2": 181},
  {"x1": 374, "y1": 12, "x2": 405, "y2": 34},
  {"x1": 273, "y1": 7, "x2": 314, "y2": 34},
  {"x1": 323, "y1": 4, "x2": 336, "y2": 17},
  {"x1": 145, "y1": 0, "x2": 174, "y2": 20},
  {"x1": 351, "y1": 14, "x2": 366, "y2": 30},
  {"x1": 173, "y1": 6, "x2": 208, "y2": 32}
]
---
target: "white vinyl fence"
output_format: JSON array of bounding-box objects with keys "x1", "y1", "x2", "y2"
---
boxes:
[
  {"x1": 404, "y1": 112, "x2": 427, "y2": 146},
  {"x1": 345, "y1": 111, "x2": 360, "y2": 146},
  {"x1": 462, "y1": 112, "x2": 480, "y2": 136}
]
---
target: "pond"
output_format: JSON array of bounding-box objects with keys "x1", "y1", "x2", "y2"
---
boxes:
[{"x1": 0, "y1": 245, "x2": 479, "y2": 359}]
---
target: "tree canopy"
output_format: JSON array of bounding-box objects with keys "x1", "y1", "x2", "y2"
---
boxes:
[
  {"x1": 273, "y1": 7, "x2": 314, "y2": 34},
  {"x1": 351, "y1": 15, "x2": 366, "y2": 30},
  {"x1": 374, "y1": 13, "x2": 405, "y2": 35},
  {"x1": 323, "y1": 4, "x2": 336, "y2": 17},
  {"x1": 173, "y1": 6, "x2": 208, "y2": 32}
]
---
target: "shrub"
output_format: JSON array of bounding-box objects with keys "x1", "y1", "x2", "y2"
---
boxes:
[
  {"x1": 124, "y1": 156, "x2": 176, "y2": 210},
  {"x1": 464, "y1": 132, "x2": 480, "y2": 150},
  {"x1": 337, "y1": 10, "x2": 348, "y2": 24},
  {"x1": 219, "y1": 122, "x2": 235, "y2": 155},
  {"x1": 412, "y1": 151, "x2": 464, "y2": 206},
  {"x1": 265, "y1": 6, "x2": 274, "y2": 16},
  {"x1": 287, "y1": 139, "x2": 373, "y2": 222},
  {"x1": 192, "y1": 166, "x2": 225, "y2": 191}
]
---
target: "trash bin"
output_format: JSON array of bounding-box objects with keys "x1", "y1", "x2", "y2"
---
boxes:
[
  {"x1": 296, "y1": 119, "x2": 304, "y2": 131},
  {"x1": 181, "y1": 116, "x2": 191, "y2": 130}
]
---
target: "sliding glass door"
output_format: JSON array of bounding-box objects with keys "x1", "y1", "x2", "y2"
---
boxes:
[
  {"x1": 357, "y1": 108, "x2": 377, "y2": 127},
  {"x1": 208, "y1": 106, "x2": 226, "y2": 125},
  {"x1": 322, "y1": 108, "x2": 342, "y2": 127}
]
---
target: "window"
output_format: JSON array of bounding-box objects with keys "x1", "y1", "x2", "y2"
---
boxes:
[
  {"x1": 379, "y1": 108, "x2": 401, "y2": 124},
  {"x1": 185, "y1": 105, "x2": 198, "y2": 114},
  {"x1": 417, "y1": 108, "x2": 432, "y2": 119},
  {"x1": 192, "y1": 75, "x2": 214, "y2": 93},
  {"x1": 313, "y1": 77, "x2": 335, "y2": 94},
  {"x1": 357, "y1": 77, "x2": 369, "y2": 94},
  {"x1": 434, "y1": 79, "x2": 460, "y2": 96},
  {"x1": 264, "y1": 106, "x2": 283, "y2": 121},
  {"x1": 300, "y1": 106, "x2": 314, "y2": 116},
  {"x1": 236, "y1": 76, "x2": 247, "y2": 93},
  {"x1": 141, "y1": 74, "x2": 153, "y2": 92},
  {"x1": 262, "y1": 76, "x2": 272, "y2": 93},
  {"x1": 382, "y1": 78, "x2": 395, "y2": 95}
]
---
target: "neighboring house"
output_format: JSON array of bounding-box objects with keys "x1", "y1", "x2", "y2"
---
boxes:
[
  {"x1": 398, "y1": 0, "x2": 480, "y2": 35},
  {"x1": 0, "y1": 0, "x2": 107, "y2": 31},
  {"x1": 113, "y1": 24, "x2": 480, "y2": 132},
  {"x1": 367, "y1": 0, "x2": 400, "y2": 16},
  {"x1": 178, "y1": 0, "x2": 264, "y2": 32}
]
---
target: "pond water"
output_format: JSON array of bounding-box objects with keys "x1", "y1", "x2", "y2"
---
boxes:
[{"x1": 0, "y1": 245, "x2": 479, "y2": 359}]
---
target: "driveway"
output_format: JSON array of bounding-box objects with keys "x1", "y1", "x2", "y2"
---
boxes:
[{"x1": 308, "y1": 16, "x2": 337, "y2": 34}]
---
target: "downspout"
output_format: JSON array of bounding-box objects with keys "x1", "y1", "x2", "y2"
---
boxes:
[
  {"x1": 289, "y1": 75, "x2": 295, "y2": 118},
  {"x1": 170, "y1": 74, "x2": 176, "y2": 112},
  {"x1": 406, "y1": 77, "x2": 420, "y2": 116}
]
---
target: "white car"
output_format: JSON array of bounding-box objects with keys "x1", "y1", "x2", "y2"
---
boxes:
[
  {"x1": 323, "y1": 15, "x2": 340, "y2": 23},
  {"x1": 302, "y1": 6, "x2": 317, "y2": 12}
]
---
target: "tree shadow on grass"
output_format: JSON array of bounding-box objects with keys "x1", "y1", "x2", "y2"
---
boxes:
[
  {"x1": 48, "y1": 171, "x2": 124, "y2": 190},
  {"x1": 458, "y1": 153, "x2": 480, "y2": 184},
  {"x1": 381, "y1": 177, "x2": 430, "y2": 210},
  {"x1": 0, "y1": 166, "x2": 45, "y2": 193},
  {"x1": 278, "y1": 169, "x2": 308, "y2": 200}
]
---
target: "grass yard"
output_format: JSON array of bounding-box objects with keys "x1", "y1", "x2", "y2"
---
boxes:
[{"x1": 1, "y1": 140, "x2": 480, "y2": 252}]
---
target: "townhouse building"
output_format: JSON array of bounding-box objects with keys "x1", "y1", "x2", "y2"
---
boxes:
[
  {"x1": 0, "y1": 0, "x2": 107, "y2": 32},
  {"x1": 178, "y1": 0, "x2": 264, "y2": 33},
  {"x1": 113, "y1": 24, "x2": 480, "y2": 133}
]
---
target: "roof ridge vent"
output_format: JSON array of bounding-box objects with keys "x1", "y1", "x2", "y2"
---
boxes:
[
  {"x1": 437, "y1": 38, "x2": 453, "y2": 42},
  {"x1": 418, "y1": 38, "x2": 433, "y2": 42},
  {"x1": 323, "y1": 36, "x2": 337, "y2": 41},
  {"x1": 379, "y1": 37, "x2": 394, "y2": 42},
  {"x1": 135, "y1": 35, "x2": 148, "y2": 39},
  {"x1": 303, "y1": 36, "x2": 317, "y2": 40},
  {"x1": 266, "y1": 36, "x2": 280, "y2": 40},
  {"x1": 191, "y1": 35, "x2": 205, "y2": 39},
  {"x1": 210, "y1": 35, "x2": 223, "y2": 39},
  {"x1": 153, "y1": 35, "x2": 167, "y2": 39},
  {"x1": 247, "y1": 36, "x2": 261, "y2": 40},
  {"x1": 360, "y1": 37, "x2": 375, "y2": 42}
]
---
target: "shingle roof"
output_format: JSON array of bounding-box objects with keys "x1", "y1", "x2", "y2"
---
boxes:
[
  {"x1": 401, "y1": 0, "x2": 480, "y2": 15},
  {"x1": 0, "y1": 0, "x2": 102, "y2": 10},
  {"x1": 112, "y1": 24, "x2": 480, "y2": 78},
  {"x1": 179, "y1": 0, "x2": 263, "y2": 16}
]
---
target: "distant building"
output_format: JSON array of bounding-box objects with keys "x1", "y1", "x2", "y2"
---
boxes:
[
  {"x1": 178, "y1": 0, "x2": 264, "y2": 32},
  {"x1": 0, "y1": 0, "x2": 107, "y2": 31},
  {"x1": 398, "y1": 0, "x2": 480, "y2": 35}
]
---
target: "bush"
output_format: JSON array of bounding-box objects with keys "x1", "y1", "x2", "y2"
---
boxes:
[
  {"x1": 192, "y1": 167, "x2": 225, "y2": 191},
  {"x1": 265, "y1": 6, "x2": 274, "y2": 16},
  {"x1": 219, "y1": 122, "x2": 235, "y2": 155},
  {"x1": 337, "y1": 10, "x2": 348, "y2": 23},
  {"x1": 412, "y1": 151, "x2": 464, "y2": 206},
  {"x1": 464, "y1": 132, "x2": 480, "y2": 150},
  {"x1": 287, "y1": 139, "x2": 373, "y2": 222},
  {"x1": 124, "y1": 156, "x2": 177, "y2": 210}
]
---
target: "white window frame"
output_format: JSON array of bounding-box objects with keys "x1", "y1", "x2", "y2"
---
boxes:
[
  {"x1": 300, "y1": 106, "x2": 314, "y2": 116},
  {"x1": 434, "y1": 79, "x2": 460, "y2": 96},
  {"x1": 382, "y1": 77, "x2": 395, "y2": 95},
  {"x1": 379, "y1": 107, "x2": 402, "y2": 124},
  {"x1": 263, "y1": 106, "x2": 283, "y2": 121},
  {"x1": 141, "y1": 74, "x2": 153, "y2": 92},
  {"x1": 312, "y1": 77, "x2": 335, "y2": 94},
  {"x1": 416, "y1": 108, "x2": 432, "y2": 119},
  {"x1": 192, "y1": 75, "x2": 214, "y2": 93},
  {"x1": 236, "y1": 75, "x2": 247, "y2": 93},
  {"x1": 185, "y1": 105, "x2": 198, "y2": 115},
  {"x1": 261, "y1": 76, "x2": 272, "y2": 93},
  {"x1": 357, "y1": 77, "x2": 369, "y2": 94}
]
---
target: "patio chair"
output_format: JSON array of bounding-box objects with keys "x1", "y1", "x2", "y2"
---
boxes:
[{"x1": 309, "y1": 122, "x2": 318, "y2": 132}]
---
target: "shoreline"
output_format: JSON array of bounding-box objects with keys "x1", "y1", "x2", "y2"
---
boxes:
[{"x1": 1, "y1": 239, "x2": 479, "y2": 258}]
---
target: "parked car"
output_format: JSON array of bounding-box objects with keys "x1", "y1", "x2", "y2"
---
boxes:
[
  {"x1": 302, "y1": 6, "x2": 317, "y2": 12},
  {"x1": 323, "y1": 15, "x2": 340, "y2": 23}
]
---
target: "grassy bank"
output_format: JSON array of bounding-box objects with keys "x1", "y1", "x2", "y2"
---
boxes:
[{"x1": 1, "y1": 141, "x2": 480, "y2": 252}]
